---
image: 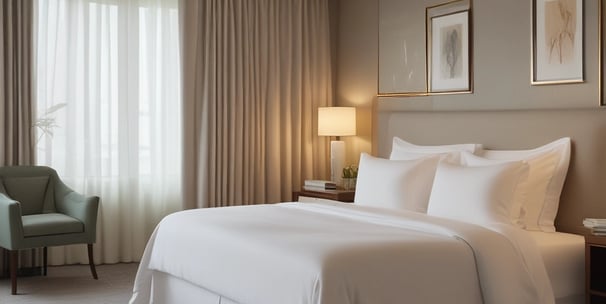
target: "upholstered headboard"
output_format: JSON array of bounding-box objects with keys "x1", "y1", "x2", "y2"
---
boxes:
[{"x1": 376, "y1": 108, "x2": 606, "y2": 233}]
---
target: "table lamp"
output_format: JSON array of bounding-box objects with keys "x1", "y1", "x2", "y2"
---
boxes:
[{"x1": 318, "y1": 107, "x2": 356, "y2": 185}]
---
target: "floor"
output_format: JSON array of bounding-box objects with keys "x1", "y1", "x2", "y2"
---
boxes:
[{"x1": 0, "y1": 263, "x2": 138, "y2": 304}]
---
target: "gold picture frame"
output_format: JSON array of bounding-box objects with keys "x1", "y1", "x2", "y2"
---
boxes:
[
  {"x1": 601, "y1": 0, "x2": 605, "y2": 105},
  {"x1": 377, "y1": 0, "x2": 429, "y2": 97},
  {"x1": 531, "y1": 0, "x2": 584, "y2": 85},
  {"x1": 426, "y1": 1, "x2": 473, "y2": 94}
]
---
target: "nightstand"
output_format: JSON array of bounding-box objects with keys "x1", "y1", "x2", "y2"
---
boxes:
[
  {"x1": 586, "y1": 234, "x2": 606, "y2": 304},
  {"x1": 292, "y1": 189, "x2": 355, "y2": 203}
]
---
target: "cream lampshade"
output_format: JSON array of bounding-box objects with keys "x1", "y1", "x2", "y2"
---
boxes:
[{"x1": 318, "y1": 107, "x2": 356, "y2": 185}]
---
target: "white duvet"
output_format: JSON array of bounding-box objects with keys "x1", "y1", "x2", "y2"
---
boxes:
[{"x1": 130, "y1": 201, "x2": 555, "y2": 304}]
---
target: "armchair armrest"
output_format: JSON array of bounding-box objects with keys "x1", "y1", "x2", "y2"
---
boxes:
[
  {"x1": 0, "y1": 193, "x2": 24, "y2": 250},
  {"x1": 56, "y1": 191, "x2": 99, "y2": 242}
]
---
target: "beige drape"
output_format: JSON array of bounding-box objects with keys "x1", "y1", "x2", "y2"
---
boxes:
[
  {"x1": 180, "y1": 0, "x2": 333, "y2": 208},
  {"x1": 0, "y1": 0, "x2": 34, "y2": 166},
  {"x1": 0, "y1": 0, "x2": 35, "y2": 276}
]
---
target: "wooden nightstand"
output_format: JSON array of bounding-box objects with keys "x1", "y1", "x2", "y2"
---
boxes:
[
  {"x1": 292, "y1": 189, "x2": 355, "y2": 203},
  {"x1": 586, "y1": 234, "x2": 606, "y2": 303}
]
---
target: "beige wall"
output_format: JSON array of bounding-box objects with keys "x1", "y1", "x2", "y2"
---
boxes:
[
  {"x1": 335, "y1": 0, "x2": 378, "y2": 165},
  {"x1": 336, "y1": 0, "x2": 603, "y2": 161}
]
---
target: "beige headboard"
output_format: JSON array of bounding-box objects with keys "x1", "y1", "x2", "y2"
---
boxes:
[{"x1": 376, "y1": 108, "x2": 606, "y2": 233}]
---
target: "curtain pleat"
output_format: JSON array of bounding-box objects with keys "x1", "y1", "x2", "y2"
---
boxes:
[
  {"x1": 180, "y1": 0, "x2": 332, "y2": 208},
  {"x1": 0, "y1": 0, "x2": 36, "y2": 277},
  {"x1": 0, "y1": 0, "x2": 35, "y2": 166}
]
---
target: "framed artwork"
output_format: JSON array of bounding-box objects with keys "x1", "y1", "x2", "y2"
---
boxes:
[
  {"x1": 427, "y1": 2, "x2": 472, "y2": 94},
  {"x1": 378, "y1": 0, "x2": 429, "y2": 97},
  {"x1": 532, "y1": 0, "x2": 584, "y2": 85}
]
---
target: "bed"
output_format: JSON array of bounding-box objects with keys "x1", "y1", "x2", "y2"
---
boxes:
[
  {"x1": 130, "y1": 108, "x2": 606, "y2": 304},
  {"x1": 530, "y1": 232, "x2": 585, "y2": 304},
  {"x1": 131, "y1": 227, "x2": 584, "y2": 304}
]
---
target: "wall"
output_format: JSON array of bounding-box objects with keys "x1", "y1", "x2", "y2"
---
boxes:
[
  {"x1": 336, "y1": 0, "x2": 603, "y2": 161},
  {"x1": 335, "y1": 0, "x2": 378, "y2": 165}
]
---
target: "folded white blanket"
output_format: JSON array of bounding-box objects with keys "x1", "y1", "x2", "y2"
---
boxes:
[{"x1": 130, "y1": 201, "x2": 554, "y2": 304}]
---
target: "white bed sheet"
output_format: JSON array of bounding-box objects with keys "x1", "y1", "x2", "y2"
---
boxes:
[
  {"x1": 141, "y1": 231, "x2": 585, "y2": 304},
  {"x1": 131, "y1": 202, "x2": 555, "y2": 304},
  {"x1": 529, "y1": 231, "x2": 585, "y2": 304},
  {"x1": 149, "y1": 271, "x2": 237, "y2": 304}
]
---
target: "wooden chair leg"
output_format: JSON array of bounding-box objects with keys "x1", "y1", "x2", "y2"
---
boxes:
[
  {"x1": 2, "y1": 248, "x2": 8, "y2": 277},
  {"x1": 43, "y1": 247, "x2": 48, "y2": 276},
  {"x1": 87, "y1": 244, "x2": 98, "y2": 280},
  {"x1": 10, "y1": 250, "x2": 17, "y2": 295}
]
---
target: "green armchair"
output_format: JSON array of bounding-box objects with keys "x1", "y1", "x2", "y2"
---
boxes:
[{"x1": 0, "y1": 166, "x2": 99, "y2": 295}]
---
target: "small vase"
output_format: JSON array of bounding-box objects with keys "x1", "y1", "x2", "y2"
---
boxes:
[{"x1": 342, "y1": 178, "x2": 357, "y2": 190}]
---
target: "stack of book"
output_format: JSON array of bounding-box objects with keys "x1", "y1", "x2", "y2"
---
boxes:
[
  {"x1": 584, "y1": 218, "x2": 606, "y2": 236},
  {"x1": 303, "y1": 180, "x2": 337, "y2": 191}
]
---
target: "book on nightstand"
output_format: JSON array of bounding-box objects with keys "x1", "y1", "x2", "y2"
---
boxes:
[
  {"x1": 583, "y1": 218, "x2": 606, "y2": 236},
  {"x1": 304, "y1": 180, "x2": 337, "y2": 190}
]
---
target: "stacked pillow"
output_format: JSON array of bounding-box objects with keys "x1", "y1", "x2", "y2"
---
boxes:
[
  {"x1": 390, "y1": 137, "x2": 481, "y2": 163},
  {"x1": 458, "y1": 151, "x2": 531, "y2": 227},
  {"x1": 471, "y1": 138, "x2": 571, "y2": 232},
  {"x1": 355, "y1": 153, "x2": 441, "y2": 213},
  {"x1": 427, "y1": 160, "x2": 528, "y2": 226},
  {"x1": 354, "y1": 137, "x2": 571, "y2": 231}
]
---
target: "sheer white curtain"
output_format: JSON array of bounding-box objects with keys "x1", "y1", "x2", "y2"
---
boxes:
[{"x1": 35, "y1": 0, "x2": 182, "y2": 264}]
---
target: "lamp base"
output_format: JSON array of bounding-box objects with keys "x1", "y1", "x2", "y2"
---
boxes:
[{"x1": 330, "y1": 140, "x2": 345, "y2": 186}]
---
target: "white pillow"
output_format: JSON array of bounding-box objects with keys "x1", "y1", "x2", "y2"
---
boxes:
[
  {"x1": 354, "y1": 153, "x2": 440, "y2": 212},
  {"x1": 390, "y1": 137, "x2": 482, "y2": 163},
  {"x1": 460, "y1": 151, "x2": 528, "y2": 227},
  {"x1": 391, "y1": 136, "x2": 481, "y2": 154},
  {"x1": 390, "y1": 150, "x2": 461, "y2": 163},
  {"x1": 475, "y1": 138, "x2": 571, "y2": 232},
  {"x1": 427, "y1": 161, "x2": 529, "y2": 226}
]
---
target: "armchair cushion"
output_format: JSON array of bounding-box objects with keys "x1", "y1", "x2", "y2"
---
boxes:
[
  {"x1": 3, "y1": 176, "x2": 51, "y2": 215},
  {"x1": 22, "y1": 213, "x2": 83, "y2": 237}
]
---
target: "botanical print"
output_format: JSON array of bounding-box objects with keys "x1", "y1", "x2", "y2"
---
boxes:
[
  {"x1": 429, "y1": 10, "x2": 469, "y2": 92},
  {"x1": 440, "y1": 24, "x2": 463, "y2": 79},
  {"x1": 532, "y1": 0, "x2": 582, "y2": 84},
  {"x1": 544, "y1": 0, "x2": 576, "y2": 65}
]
